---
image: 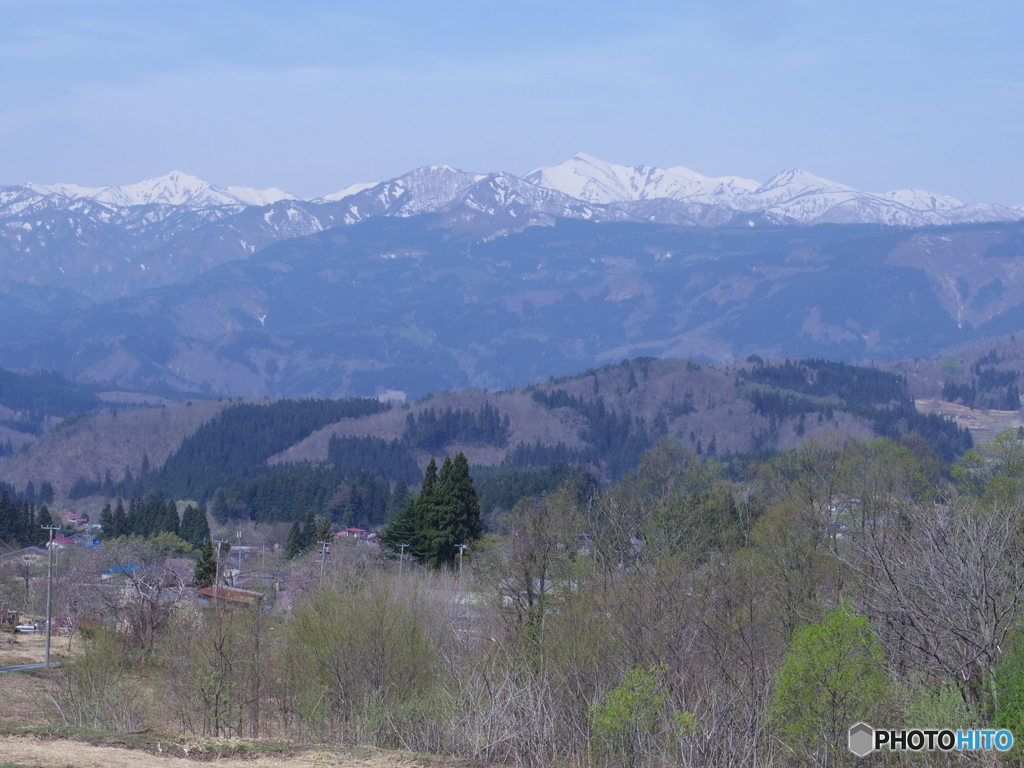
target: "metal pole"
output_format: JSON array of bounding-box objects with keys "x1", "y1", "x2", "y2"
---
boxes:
[
  {"x1": 42, "y1": 525, "x2": 60, "y2": 669},
  {"x1": 399, "y1": 543, "x2": 408, "y2": 575},
  {"x1": 456, "y1": 543, "x2": 467, "y2": 575},
  {"x1": 213, "y1": 539, "x2": 228, "y2": 606},
  {"x1": 319, "y1": 540, "x2": 329, "y2": 581}
]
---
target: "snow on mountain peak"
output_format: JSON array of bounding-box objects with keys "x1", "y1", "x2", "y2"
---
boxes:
[
  {"x1": 320, "y1": 182, "x2": 379, "y2": 202},
  {"x1": 11, "y1": 156, "x2": 1020, "y2": 228},
  {"x1": 27, "y1": 181, "x2": 108, "y2": 199},
  {"x1": 877, "y1": 188, "x2": 964, "y2": 212},
  {"x1": 26, "y1": 171, "x2": 262, "y2": 208},
  {"x1": 91, "y1": 170, "x2": 238, "y2": 208},
  {"x1": 225, "y1": 186, "x2": 297, "y2": 206},
  {"x1": 526, "y1": 153, "x2": 758, "y2": 205},
  {"x1": 755, "y1": 169, "x2": 853, "y2": 195},
  {"x1": 383, "y1": 164, "x2": 487, "y2": 212}
]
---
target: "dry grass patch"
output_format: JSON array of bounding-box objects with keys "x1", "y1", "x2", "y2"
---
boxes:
[
  {"x1": 915, "y1": 398, "x2": 1024, "y2": 446},
  {"x1": 0, "y1": 725, "x2": 487, "y2": 768},
  {"x1": 0, "y1": 632, "x2": 77, "y2": 668}
]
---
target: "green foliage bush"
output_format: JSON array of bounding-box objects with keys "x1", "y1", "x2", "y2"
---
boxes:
[
  {"x1": 772, "y1": 602, "x2": 890, "y2": 762},
  {"x1": 591, "y1": 664, "x2": 673, "y2": 766}
]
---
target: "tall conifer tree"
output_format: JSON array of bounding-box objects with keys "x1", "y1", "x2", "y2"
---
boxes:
[
  {"x1": 194, "y1": 538, "x2": 217, "y2": 588},
  {"x1": 0, "y1": 491, "x2": 15, "y2": 545},
  {"x1": 381, "y1": 454, "x2": 481, "y2": 568},
  {"x1": 36, "y1": 504, "x2": 55, "y2": 534},
  {"x1": 284, "y1": 521, "x2": 303, "y2": 559},
  {"x1": 179, "y1": 504, "x2": 211, "y2": 549}
]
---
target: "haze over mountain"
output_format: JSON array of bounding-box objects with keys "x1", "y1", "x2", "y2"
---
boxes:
[{"x1": 2, "y1": 155, "x2": 1024, "y2": 399}]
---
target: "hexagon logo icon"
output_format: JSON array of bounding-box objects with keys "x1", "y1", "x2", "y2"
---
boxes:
[{"x1": 848, "y1": 722, "x2": 874, "y2": 757}]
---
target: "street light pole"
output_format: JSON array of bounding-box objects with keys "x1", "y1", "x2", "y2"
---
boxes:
[
  {"x1": 399, "y1": 543, "x2": 408, "y2": 576},
  {"x1": 456, "y1": 543, "x2": 468, "y2": 575},
  {"x1": 42, "y1": 525, "x2": 60, "y2": 669}
]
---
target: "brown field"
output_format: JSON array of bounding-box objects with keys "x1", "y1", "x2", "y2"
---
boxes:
[
  {"x1": 915, "y1": 398, "x2": 1024, "y2": 446},
  {"x1": 0, "y1": 631, "x2": 77, "y2": 669},
  {"x1": 0, "y1": 733, "x2": 472, "y2": 768}
]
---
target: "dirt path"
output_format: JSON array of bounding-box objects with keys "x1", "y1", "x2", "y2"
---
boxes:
[{"x1": 0, "y1": 735, "x2": 450, "y2": 768}]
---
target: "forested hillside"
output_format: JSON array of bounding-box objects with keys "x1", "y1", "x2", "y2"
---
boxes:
[
  {"x1": 0, "y1": 366, "x2": 104, "y2": 456},
  {"x1": 887, "y1": 336, "x2": 1024, "y2": 403},
  {"x1": 0, "y1": 356, "x2": 972, "y2": 534},
  {"x1": 8, "y1": 214, "x2": 1024, "y2": 399}
]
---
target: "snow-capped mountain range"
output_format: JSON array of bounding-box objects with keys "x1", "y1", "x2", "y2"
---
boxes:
[
  {"x1": 3, "y1": 152, "x2": 1023, "y2": 306},
  {"x1": 4, "y1": 154, "x2": 1024, "y2": 400},
  {"x1": 9, "y1": 153, "x2": 1022, "y2": 227},
  {"x1": 26, "y1": 170, "x2": 296, "y2": 208}
]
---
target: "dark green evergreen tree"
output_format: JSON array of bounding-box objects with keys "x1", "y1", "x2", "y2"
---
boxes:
[
  {"x1": 284, "y1": 521, "x2": 303, "y2": 559},
  {"x1": 36, "y1": 504, "x2": 55, "y2": 532},
  {"x1": 413, "y1": 457, "x2": 440, "y2": 562},
  {"x1": 299, "y1": 509, "x2": 316, "y2": 552},
  {"x1": 38, "y1": 482, "x2": 54, "y2": 505},
  {"x1": 315, "y1": 517, "x2": 334, "y2": 543},
  {"x1": 344, "y1": 489, "x2": 364, "y2": 528},
  {"x1": 426, "y1": 452, "x2": 482, "y2": 567},
  {"x1": 102, "y1": 469, "x2": 114, "y2": 496},
  {"x1": 381, "y1": 454, "x2": 481, "y2": 569},
  {"x1": 98, "y1": 503, "x2": 114, "y2": 539},
  {"x1": 163, "y1": 500, "x2": 180, "y2": 536},
  {"x1": 0, "y1": 491, "x2": 15, "y2": 545},
  {"x1": 112, "y1": 499, "x2": 128, "y2": 539},
  {"x1": 382, "y1": 457, "x2": 437, "y2": 560},
  {"x1": 385, "y1": 481, "x2": 410, "y2": 521},
  {"x1": 179, "y1": 504, "x2": 211, "y2": 550},
  {"x1": 212, "y1": 489, "x2": 231, "y2": 524},
  {"x1": 15, "y1": 501, "x2": 35, "y2": 546},
  {"x1": 447, "y1": 452, "x2": 483, "y2": 545},
  {"x1": 194, "y1": 538, "x2": 217, "y2": 588},
  {"x1": 380, "y1": 498, "x2": 418, "y2": 554},
  {"x1": 127, "y1": 497, "x2": 144, "y2": 535},
  {"x1": 0, "y1": 493, "x2": 14, "y2": 548}
]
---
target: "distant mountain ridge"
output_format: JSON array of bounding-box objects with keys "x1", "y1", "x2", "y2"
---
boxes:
[
  {"x1": 12, "y1": 153, "x2": 1022, "y2": 226},
  {"x1": 3, "y1": 155, "x2": 1024, "y2": 400},
  {"x1": 26, "y1": 170, "x2": 296, "y2": 208},
  {"x1": 5, "y1": 154, "x2": 1018, "y2": 305},
  {"x1": 2, "y1": 213, "x2": 1024, "y2": 399}
]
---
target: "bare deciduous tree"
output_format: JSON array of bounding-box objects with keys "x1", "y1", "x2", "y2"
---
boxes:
[{"x1": 845, "y1": 499, "x2": 1024, "y2": 703}]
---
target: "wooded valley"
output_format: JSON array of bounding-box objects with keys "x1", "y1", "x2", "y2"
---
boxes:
[{"x1": 0, "y1": 354, "x2": 1022, "y2": 766}]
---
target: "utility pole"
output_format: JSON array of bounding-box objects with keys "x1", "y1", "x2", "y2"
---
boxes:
[
  {"x1": 213, "y1": 539, "x2": 228, "y2": 606},
  {"x1": 42, "y1": 525, "x2": 60, "y2": 669},
  {"x1": 318, "y1": 540, "x2": 330, "y2": 580},
  {"x1": 399, "y1": 543, "x2": 409, "y2": 576},
  {"x1": 456, "y1": 543, "x2": 468, "y2": 576}
]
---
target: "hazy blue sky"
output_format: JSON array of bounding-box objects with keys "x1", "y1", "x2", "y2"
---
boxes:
[{"x1": 2, "y1": 1, "x2": 1022, "y2": 203}]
